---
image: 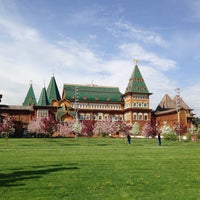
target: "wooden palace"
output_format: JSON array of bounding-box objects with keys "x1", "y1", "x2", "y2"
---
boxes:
[{"x1": 0, "y1": 61, "x2": 195, "y2": 136}]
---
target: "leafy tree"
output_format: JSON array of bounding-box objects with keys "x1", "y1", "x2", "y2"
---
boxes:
[
  {"x1": 161, "y1": 121, "x2": 177, "y2": 141},
  {"x1": 142, "y1": 121, "x2": 155, "y2": 138},
  {"x1": 161, "y1": 121, "x2": 173, "y2": 134},
  {"x1": 0, "y1": 116, "x2": 15, "y2": 139},
  {"x1": 72, "y1": 119, "x2": 82, "y2": 135}
]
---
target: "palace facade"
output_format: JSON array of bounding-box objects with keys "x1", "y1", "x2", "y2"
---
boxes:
[{"x1": 0, "y1": 61, "x2": 195, "y2": 136}]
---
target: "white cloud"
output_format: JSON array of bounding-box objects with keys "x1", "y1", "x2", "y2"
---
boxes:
[
  {"x1": 107, "y1": 21, "x2": 168, "y2": 47},
  {"x1": 119, "y1": 43, "x2": 176, "y2": 71},
  {"x1": 181, "y1": 83, "x2": 200, "y2": 116},
  {"x1": 0, "y1": 14, "x2": 178, "y2": 113}
]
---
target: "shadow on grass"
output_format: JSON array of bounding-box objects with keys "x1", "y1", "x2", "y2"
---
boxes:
[
  {"x1": 96, "y1": 143, "x2": 110, "y2": 146},
  {"x1": 0, "y1": 164, "x2": 79, "y2": 187},
  {"x1": 45, "y1": 139, "x2": 81, "y2": 146}
]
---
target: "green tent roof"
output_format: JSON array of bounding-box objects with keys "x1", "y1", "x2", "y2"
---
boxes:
[
  {"x1": 125, "y1": 65, "x2": 149, "y2": 94},
  {"x1": 63, "y1": 84, "x2": 123, "y2": 103},
  {"x1": 47, "y1": 76, "x2": 61, "y2": 103},
  {"x1": 23, "y1": 84, "x2": 37, "y2": 106},
  {"x1": 38, "y1": 87, "x2": 49, "y2": 106}
]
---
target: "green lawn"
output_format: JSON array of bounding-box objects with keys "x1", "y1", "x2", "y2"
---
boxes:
[{"x1": 0, "y1": 138, "x2": 200, "y2": 200}]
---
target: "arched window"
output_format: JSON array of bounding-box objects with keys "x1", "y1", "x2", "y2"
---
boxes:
[
  {"x1": 133, "y1": 112, "x2": 137, "y2": 120},
  {"x1": 144, "y1": 113, "x2": 148, "y2": 121},
  {"x1": 138, "y1": 113, "x2": 143, "y2": 120}
]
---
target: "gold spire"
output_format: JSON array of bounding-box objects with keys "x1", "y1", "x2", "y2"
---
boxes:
[{"x1": 134, "y1": 59, "x2": 138, "y2": 65}]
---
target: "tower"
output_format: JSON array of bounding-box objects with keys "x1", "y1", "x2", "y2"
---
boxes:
[
  {"x1": 47, "y1": 75, "x2": 61, "y2": 105},
  {"x1": 123, "y1": 60, "x2": 152, "y2": 125},
  {"x1": 38, "y1": 87, "x2": 49, "y2": 106},
  {"x1": 23, "y1": 82, "x2": 37, "y2": 106}
]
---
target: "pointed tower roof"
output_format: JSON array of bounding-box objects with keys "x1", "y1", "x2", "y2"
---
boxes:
[
  {"x1": 47, "y1": 75, "x2": 61, "y2": 103},
  {"x1": 23, "y1": 83, "x2": 37, "y2": 106},
  {"x1": 38, "y1": 87, "x2": 49, "y2": 106},
  {"x1": 156, "y1": 94, "x2": 176, "y2": 111},
  {"x1": 173, "y1": 95, "x2": 191, "y2": 110},
  {"x1": 125, "y1": 61, "x2": 149, "y2": 94}
]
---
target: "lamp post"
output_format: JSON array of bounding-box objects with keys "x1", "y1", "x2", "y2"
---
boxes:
[
  {"x1": 75, "y1": 86, "x2": 79, "y2": 120},
  {"x1": 175, "y1": 88, "x2": 181, "y2": 141},
  {"x1": 72, "y1": 86, "x2": 81, "y2": 137}
]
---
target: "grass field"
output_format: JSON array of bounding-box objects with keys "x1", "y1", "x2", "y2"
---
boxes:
[{"x1": 0, "y1": 137, "x2": 200, "y2": 200}]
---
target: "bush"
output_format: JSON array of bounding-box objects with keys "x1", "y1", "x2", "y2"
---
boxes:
[
  {"x1": 183, "y1": 133, "x2": 191, "y2": 141},
  {"x1": 196, "y1": 133, "x2": 200, "y2": 140},
  {"x1": 163, "y1": 133, "x2": 177, "y2": 141}
]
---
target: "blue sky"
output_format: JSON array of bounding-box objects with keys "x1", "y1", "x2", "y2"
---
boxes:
[{"x1": 0, "y1": 0, "x2": 200, "y2": 116}]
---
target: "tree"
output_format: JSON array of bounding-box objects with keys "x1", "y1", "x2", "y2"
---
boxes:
[
  {"x1": 161, "y1": 121, "x2": 177, "y2": 141},
  {"x1": 71, "y1": 119, "x2": 82, "y2": 136},
  {"x1": 129, "y1": 122, "x2": 140, "y2": 137},
  {"x1": 40, "y1": 114, "x2": 58, "y2": 138},
  {"x1": 27, "y1": 118, "x2": 42, "y2": 137},
  {"x1": 93, "y1": 118, "x2": 116, "y2": 137},
  {"x1": 173, "y1": 121, "x2": 188, "y2": 136},
  {"x1": 81, "y1": 120, "x2": 94, "y2": 137},
  {"x1": 28, "y1": 115, "x2": 58, "y2": 138},
  {"x1": 56, "y1": 121, "x2": 73, "y2": 137},
  {"x1": 161, "y1": 121, "x2": 173, "y2": 134},
  {"x1": 0, "y1": 116, "x2": 15, "y2": 140},
  {"x1": 114, "y1": 120, "x2": 131, "y2": 135},
  {"x1": 141, "y1": 121, "x2": 155, "y2": 138}
]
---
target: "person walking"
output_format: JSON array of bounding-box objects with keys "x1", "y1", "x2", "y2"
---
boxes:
[
  {"x1": 127, "y1": 134, "x2": 131, "y2": 145},
  {"x1": 158, "y1": 133, "x2": 161, "y2": 146}
]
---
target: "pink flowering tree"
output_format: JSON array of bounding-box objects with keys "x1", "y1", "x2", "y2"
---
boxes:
[
  {"x1": 56, "y1": 121, "x2": 73, "y2": 137},
  {"x1": 27, "y1": 118, "x2": 43, "y2": 137},
  {"x1": 0, "y1": 116, "x2": 15, "y2": 140},
  {"x1": 40, "y1": 114, "x2": 58, "y2": 138},
  {"x1": 28, "y1": 114, "x2": 58, "y2": 138},
  {"x1": 114, "y1": 120, "x2": 131, "y2": 135},
  {"x1": 93, "y1": 118, "x2": 116, "y2": 137},
  {"x1": 141, "y1": 121, "x2": 156, "y2": 138},
  {"x1": 81, "y1": 120, "x2": 94, "y2": 137}
]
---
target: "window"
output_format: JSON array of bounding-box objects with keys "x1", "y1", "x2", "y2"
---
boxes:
[
  {"x1": 125, "y1": 103, "x2": 130, "y2": 108},
  {"x1": 133, "y1": 102, "x2": 137, "y2": 107},
  {"x1": 138, "y1": 113, "x2": 143, "y2": 120},
  {"x1": 86, "y1": 114, "x2": 90, "y2": 120},
  {"x1": 144, "y1": 114, "x2": 148, "y2": 121},
  {"x1": 133, "y1": 113, "x2": 137, "y2": 120},
  {"x1": 104, "y1": 115, "x2": 108, "y2": 120},
  {"x1": 37, "y1": 110, "x2": 48, "y2": 118},
  {"x1": 98, "y1": 116, "x2": 102, "y2": 120}
]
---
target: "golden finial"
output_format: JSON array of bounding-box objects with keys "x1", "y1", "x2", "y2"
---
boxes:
[
  {"x1": 134, "y1": 59, "x2": 138, "y2": 65},
  {"x1": 29, "y1": 80, "x2": 32, "y2": 85}
]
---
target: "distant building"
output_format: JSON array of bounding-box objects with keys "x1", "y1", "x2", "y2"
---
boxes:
[{"x1": 154, "y1": 94, "x2": 195, "y2": 133}]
